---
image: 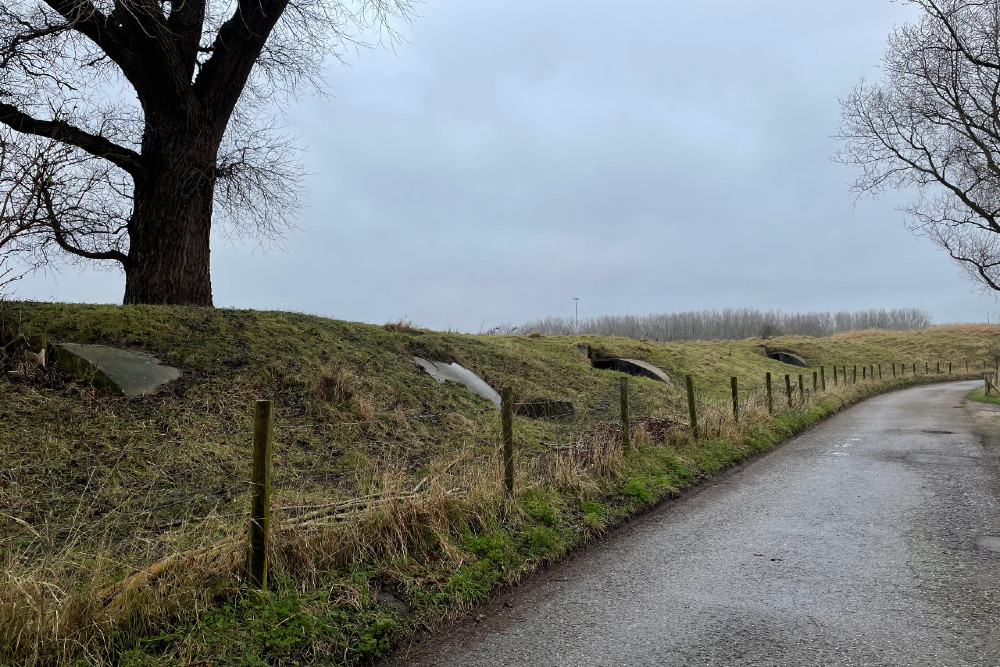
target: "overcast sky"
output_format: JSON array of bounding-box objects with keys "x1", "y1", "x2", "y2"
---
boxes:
[{"x1": 12, "y1": 0, "x2": 998, "y2": 331}]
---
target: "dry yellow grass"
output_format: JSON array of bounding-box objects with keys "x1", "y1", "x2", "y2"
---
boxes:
[{"x1": 924, "y1": 323, "x2": 1000, "y2": 335}]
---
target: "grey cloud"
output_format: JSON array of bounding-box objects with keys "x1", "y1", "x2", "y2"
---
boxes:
[{"x1": 12, "y1": 0, "x2": 991, "y2": 329}]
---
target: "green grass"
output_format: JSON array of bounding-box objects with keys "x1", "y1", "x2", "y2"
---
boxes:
[
  {"x1": 965, "y1": 386, "x2": 1000, "y2": 405},
  {"x1": 0, "y1": 301, "x2": 995, "y2": 666}
]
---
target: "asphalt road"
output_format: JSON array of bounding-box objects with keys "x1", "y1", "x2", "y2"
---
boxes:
[{"x1": 393, "y1": 381, "x2": 1000, "y2": 666}]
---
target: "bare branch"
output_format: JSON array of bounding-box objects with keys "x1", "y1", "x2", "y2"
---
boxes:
[
  {"x1": 38, "y1": 184, "x2": 126, "y2": 263},
  {"x1": 37, "y1": 0, "x2": 146, "y2": 81},
  {"x1": 0, "y1": 101, "x2": 143, "y2": 177}
]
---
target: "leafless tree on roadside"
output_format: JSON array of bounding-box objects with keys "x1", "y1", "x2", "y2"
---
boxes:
[{"x1": 838, "y1": 0, "x2": 1000, "y2": 295}]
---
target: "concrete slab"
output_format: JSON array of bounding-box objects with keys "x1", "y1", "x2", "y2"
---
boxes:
[
  {"x1": 764, "y1": 349, "x2": 808, "y2": 367},
  {"x1": 413, "y1": 357, "x2": 501, "y2": 406},
  {"x1": 52, "y1": 343, "x2": 181, "y2": 397}
]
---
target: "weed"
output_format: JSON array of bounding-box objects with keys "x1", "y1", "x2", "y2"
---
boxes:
[
  {"x1": 314, "y1": 364, "x2": 361, "y2": 404},
  {"x1": 621, "y1": 478, "x2": 654, "y2": 504},
  {"x1": 383, "y1": 318, "x2": 420, "y2": 333},
  {"x1": 522, "y1": 526, "x2": 564, "y2": 559},
  {"x1": 463, "y1": 532, "x2": 516, "y2": 569},
  {"x1": 522, "y1": 490, "x2": 558, "y2": 526},
  {"x1": 580, "y1": 500, "x2": 607, "y2": 533}
]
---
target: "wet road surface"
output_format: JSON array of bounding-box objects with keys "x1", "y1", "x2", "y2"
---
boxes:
[{"x1": 393, "y1": 381, "x2": 1000, "y2": 666}]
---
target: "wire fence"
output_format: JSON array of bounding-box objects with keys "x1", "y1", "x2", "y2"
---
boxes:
[
  {"x1": 7, "y1": 356, "x2": 982, "y2": 594},
  {"x1": 251, "y1": 355, "x2": 990, "y2": 535},
  {"x1": 264, "y1": 357, "x2": 994, "y2": 458}
]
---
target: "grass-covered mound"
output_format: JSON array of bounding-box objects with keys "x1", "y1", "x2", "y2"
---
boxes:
[{"x1": 0, "y1": 302, "x2": 994, "y2": 666}]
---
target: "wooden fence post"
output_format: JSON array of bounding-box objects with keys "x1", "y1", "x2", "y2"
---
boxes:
[
  {"x1": 798, "y1": 374, "x2": 804, "y2": 403},
  {"x1": 948, "y1": 362, "x2": 952, "y2": 375},
  {"x1": 925, "y1": 361, "x2": 928, "y2": 374},
  {"x1": 766, "y1": 372, "x2": 773, "y2": 414},
  {"x1": 686, "y1": 375, "x2": 698, "y2": 438},
  {"x1": 785, "y1": 374, "x2": 793, "y2": 408},
  {"x1": 843, "y1": 366, "x2": 848, "y2": 384},
  {"x1": 862, "y1": 366, "x2": 867, "y2": 380},
  {"x1": 620, "y1": 377, "x2": 632, "y2": 453},
  {"x1": 833, "y1": 365, "x2": 838, "y2": 387},
  {"x1": 852, "y1": 365, "x2": 857, "y2": 383},
  {"x1": 820, "y1": 366, "x2": 826, "y2": 390},
  {"x1": 731, "y1": 376, "x2": 739, "y2": 423},
  {"x1": 936, "y1": 361, "x2": 940, "y2": 374},
  {"x1": 892, "y1": 363, "x2": 896, "y2": 378},
  {"x1": 248, "y1": 399, "x2": 274, "y2": 591},
  {"x1": 870, "y1": 364, "x2": 875, "y2": 381},
  {"x1": 878, "y1": 364, "x2": 882, "y2": 380},
  {"x1": 813, "y1": 371, "x2": 818, "y2": 392},
  {"x1": 913, "y1": 362, "x2": 916, "y2": 375},
  {"x1": 502, "y1": 387, "x2": 515, "y2": 495}
]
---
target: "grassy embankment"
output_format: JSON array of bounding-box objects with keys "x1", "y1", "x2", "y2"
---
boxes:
[{"x1": 0, "y1": 303, "x2": 995, "y2": 666}]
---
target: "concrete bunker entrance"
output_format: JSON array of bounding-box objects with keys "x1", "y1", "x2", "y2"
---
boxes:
[
  {"x1": 579, "y1": 344, "x2": 672, "y2": 384},
  {"x1": 762, "y1": 348, "x2": 807, "y2": 367}
]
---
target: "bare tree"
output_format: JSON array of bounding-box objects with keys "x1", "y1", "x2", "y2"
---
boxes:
[
  {"x1": 838, "y1": 0, "x2": 1000, "y2": 294},
  {"x1": 0, "y1": 0, "x2": 413, "y2": 306}
]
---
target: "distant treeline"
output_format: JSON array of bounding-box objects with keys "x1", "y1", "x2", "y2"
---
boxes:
[{"x1": 521, "y1": 308, "x2": 932, "y2": 341}]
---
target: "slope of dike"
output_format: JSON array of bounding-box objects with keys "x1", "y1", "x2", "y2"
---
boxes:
[{"x1": 0, "y1": 302, "x2": 996, "y2": 666}]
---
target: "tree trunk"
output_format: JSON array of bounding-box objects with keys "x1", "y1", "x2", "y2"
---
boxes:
[{"x1": 123, "y1": 120, "x2": 219, "y2": 306}]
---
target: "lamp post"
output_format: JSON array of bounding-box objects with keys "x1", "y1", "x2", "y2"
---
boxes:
[{"x1": 573, "y1": 297, "x2": 580, "y2": 334}]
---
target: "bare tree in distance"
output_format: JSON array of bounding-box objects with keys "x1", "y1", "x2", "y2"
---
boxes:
[
  {"x1": 838, "y1": 0, "x2": 1000, "y2": 294},
  {"x1": 522, "y1": 308, "x2": 932, "y2": 342},
  {"x1": 0, "y1": 0, "x2": 414, "y2": 306}
]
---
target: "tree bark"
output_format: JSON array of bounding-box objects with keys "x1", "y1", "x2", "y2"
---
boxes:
[{"x1": 123, "y1": 117, "x2": 220, "y2": 306}]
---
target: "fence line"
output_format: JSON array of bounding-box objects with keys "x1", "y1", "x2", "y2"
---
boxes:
[{"x1": 240, "y1": 357, "x2": 982, "y2": 592}]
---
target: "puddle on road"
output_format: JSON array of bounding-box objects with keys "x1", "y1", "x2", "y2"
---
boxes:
[
  {"x1": 976, "y1": 536, "x2": 1000, "y2": 553},
  {"x1": 904, "y1": 453, "x2": 980, "y2": 467}
]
